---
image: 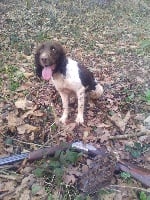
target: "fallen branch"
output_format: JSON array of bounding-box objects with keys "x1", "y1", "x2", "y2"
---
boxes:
[
  {"x1": 0, "y1": 191, "x2": 15, "y2": 200},
  {"x1": 109, "y1": 185, "x2": 150, "y2": 193},
  {"x1": 0, "y1": 174, "x2": 22, "y2": 181},
  {"x1": 109, "y1": 130, "x2": 150, "y2": 140},
  {"x1": 12, "y1": 138, "x2": 47, "y2": 147}
]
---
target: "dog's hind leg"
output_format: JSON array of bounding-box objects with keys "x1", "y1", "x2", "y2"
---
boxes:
[
  {"x1": 75, "y1": 87, "x2": 85, "y2": 124},
  {"x1": 59, "y1": 91, "x2": 69, "y2": 124},
  {"x1": 90, "y1": 84, "x2": 103, "y2": 99}
]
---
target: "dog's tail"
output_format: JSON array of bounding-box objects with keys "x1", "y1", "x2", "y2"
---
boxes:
[{"x1": 89, "y1": 83, "x2": 103, "y2": 100}]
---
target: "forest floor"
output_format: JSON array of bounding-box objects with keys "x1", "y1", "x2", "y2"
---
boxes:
[{"x1": 0, "y1": 0, "x2": 150, "y2": 199}]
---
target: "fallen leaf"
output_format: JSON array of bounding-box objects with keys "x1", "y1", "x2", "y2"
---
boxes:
[
  {"x1": 100, "y1": 131, "x2": 110, "y2": 143},
  {"x1": 21, "y1": 109, "x2": 43, "y2": 119},
  {"x1": 16, "y1": 83, "x2": 32, "y2": 92},
  {"x1": 32, "y1": 110, "x2": 44, "y2": 117},
  {"x1": 1, "y1": 180, "x2": 16, "y2": 193},
  {"x1": 4, "y1": 146, "x2": 14, "y2": 154},
  {"x1": 108, "y1": 111, "x2": 130, "y2": 132},
  {"x1": 23, "y1": 72, "x2": 33, "y2": 78},
  {"x1": 67, "y1": 166, "x2": 82, "y2": 177},
  {"x1": 83, "y1": 131, "x2": 89, "y2": 140},
  {"x1": 29, "y1": 132, "x2": 35, "y2": 141},
  {"x1": 82, "y1": 165, "x2": 89, "y2": 173},
  {"x1": 65, "y1": 123, "x2": 76, "y2": 131},
  {"x1": 7, "y1": 112, "x2": 23, "y2": 130},
  {"x1": 15, "y1": 98, "x2": 34, "y2": 110},
  {"x1": 86, "y1": 159, "x2": 93, "y2": 166},
  {"x1": 97, "y1": 123, "x2": 111, "y2": 128},
  {"x1": 17, "y1": 124, "x2": 39, "y2": 134},
  {"x1": 15, "y1": 175, "x2": 36, "y2": 199},
  {"x1": 63, "y1": 174, "x2": 76, "y2": 185},
  {"x1": 19, "y1": 189, "x2": 30, "y2": 200}
]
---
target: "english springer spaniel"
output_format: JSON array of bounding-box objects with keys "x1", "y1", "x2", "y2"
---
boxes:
[{"x1": 35, "y1": 41, "x2": 103, "y2": 124}]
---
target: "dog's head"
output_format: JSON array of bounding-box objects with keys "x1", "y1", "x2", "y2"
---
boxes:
[{"x1": 35, "y1": 41, "x2": 66, "y2": 80}]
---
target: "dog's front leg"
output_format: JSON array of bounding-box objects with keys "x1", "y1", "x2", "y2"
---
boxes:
[
  {"x1": 59, "y1": 91, "x2": 69, "y2": 124},
  {"x1": 76, "y1": 88, "x2": 85, "y2": 124}
]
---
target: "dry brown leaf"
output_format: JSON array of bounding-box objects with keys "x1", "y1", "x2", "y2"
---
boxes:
[
  {"x1": 95, "y1": 127, "x2": 104, "y2": 135},
  {"x1": 29, "y1": 132, "x2": 35, "y2": 141},
  {"x1": 63, "y1": 174, "x2": 76, "y2": 185},
  {"x1": 15, "y1": 98, "x2": 34, "y2": 110},
  {"x1": 97, "y1": 123, "x2": 111, "y2": 128},
  {"x1": 7, "y1": 112, "x2": 23, "y2": 130},
  {"x1": 32, "y1": 110, "x2": 44, "y2": 117},
  {"x1": 65, "y1": 123, "x2": 76, "y2": 131},
  {"x1": 108, "y1": 111, "x2": 130, "y2": 132},
  {"x1": 16, "y1": 83, "x2": 32, "y2": 92},
  {"x1": 88, "y1": 110, "x2": 94, "y2": 116},
  {"x1": 0, "y1": 180, "x2": 16, "y2": 200},
  {"x1": 15, "y1": 175, "x2": 36, "y2": 199},
  {"x1": 17, "y1": 124, "x2": 39, "y2": 134},
  {"x1": 21, "y1": 109, "x2": 43, "y2": 119},
  {"x1": 83, "y1": 131, "x2": 89, "y2": 140},
  {"x1": 21, "y1": 110, "x2": 35, "y2": 119},
  {"x1": 67, "y1": 167, "x2": 82, "y2": 177},
  {"x1": 100, "y1": 131, "x2": 110, "y2": 143},
  {"x1": 86, "y1": 159, "x2": 93, "y2": 166},
  {"x1": 4, "y1": 146, "x2": 14, "y2": 154},
  {"x1": 18, "y1": 189, "x2": 30, "y2": 200},
  {"x1": 82, "y1": 165, "x2": 89, "y2": 173},
  {"x1": 23, "y1": 72, "x2": 33, "y2": 78}
]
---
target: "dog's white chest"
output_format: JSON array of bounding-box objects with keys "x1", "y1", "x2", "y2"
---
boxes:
[{"x1": 52, "y1": 58, "x2": 83, "y2": 92}]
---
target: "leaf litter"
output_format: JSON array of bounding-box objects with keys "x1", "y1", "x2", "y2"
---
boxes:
[{"x1": 0, "y1": 0, "x2": 150, "y2": 199}]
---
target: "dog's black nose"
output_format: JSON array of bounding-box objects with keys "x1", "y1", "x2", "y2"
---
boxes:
[{"x1": 41, "y1": 58, "x2": 48, "y2": 63}]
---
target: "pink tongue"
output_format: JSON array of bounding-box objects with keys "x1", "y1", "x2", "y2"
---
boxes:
[{"x1": 42, "y1": 67, "x2": 52, "y2": 80}]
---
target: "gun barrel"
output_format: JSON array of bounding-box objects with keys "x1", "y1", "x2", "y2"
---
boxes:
[{"x1": 0, "y1": 153, "x2": 29, "y2": 166}]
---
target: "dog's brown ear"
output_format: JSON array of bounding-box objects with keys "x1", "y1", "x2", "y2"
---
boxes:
[{"x1": 35, "y1": 45, "x2": 43, "y2": 78}]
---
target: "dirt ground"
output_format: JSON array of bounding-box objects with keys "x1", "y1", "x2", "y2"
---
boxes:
[{"x1": 0, "y1": 0, "x2": 150, "y2": 199}]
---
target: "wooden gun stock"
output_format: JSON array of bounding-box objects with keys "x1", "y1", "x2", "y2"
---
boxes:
[
  {"x1": 116, "y1": 160, "x2": 150, "y2": 187},
  {"x1": 28, "y1": 143, "x2": 71, "y2": 161}
]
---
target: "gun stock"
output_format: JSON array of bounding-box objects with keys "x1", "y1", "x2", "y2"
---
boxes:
[{"x1": 117, "y1": 160, "x2": 150, "y2": 187}]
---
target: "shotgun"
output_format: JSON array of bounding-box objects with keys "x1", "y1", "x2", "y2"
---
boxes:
[{"x1": 0, "y1": 141, "x2": 149, "y2": 187}]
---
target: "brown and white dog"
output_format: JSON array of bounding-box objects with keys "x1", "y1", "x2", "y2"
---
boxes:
[{"x1": 35, "y1": 41, "x2": 103, "y2": 124}]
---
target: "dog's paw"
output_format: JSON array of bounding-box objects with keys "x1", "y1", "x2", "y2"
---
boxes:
[{"x1": 75, "y1": 115, "x2": 84, "y2": 124}]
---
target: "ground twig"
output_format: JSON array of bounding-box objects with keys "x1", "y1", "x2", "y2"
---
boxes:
[
  {"x1": 109, "y1": 184, "x2": 150, "y2": 193},
  {"x1": 109, "y1": 129, "x2": 150, "y2": 140}
]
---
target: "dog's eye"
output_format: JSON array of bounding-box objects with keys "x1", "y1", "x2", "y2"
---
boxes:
[{"x1": 50, "y1": 47, "x2": 56, "y2": 53}]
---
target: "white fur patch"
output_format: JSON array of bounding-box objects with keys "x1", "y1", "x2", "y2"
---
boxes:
[{"x1": 52, "y1": 58, "x2": 83, "y2": 92}]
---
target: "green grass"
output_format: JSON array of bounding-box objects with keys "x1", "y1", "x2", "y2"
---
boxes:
[
  {"x1": 0, "y1": 64, "x2": 26, "y2": 93},
  {"x1": 7, "y1": 65, "x2": 25, "y2": 91},
  {"x1": 33, "y1": 150, "x2": 82, "y2": 199},
  {"x1": 120, "y1": 172, "x2": 131, "y2": 181},
  {"x1": 143, "y1": 90, "x2": 150, "y2": 103}
]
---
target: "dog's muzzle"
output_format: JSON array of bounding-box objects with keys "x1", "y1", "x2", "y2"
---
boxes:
[{"x1": 40, "y1": 52, "x2": 52, "y2": 67}]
